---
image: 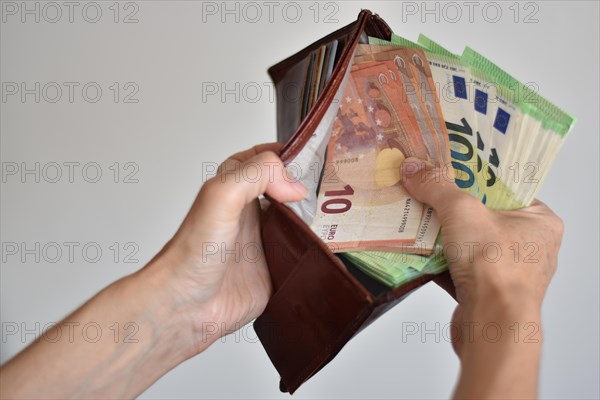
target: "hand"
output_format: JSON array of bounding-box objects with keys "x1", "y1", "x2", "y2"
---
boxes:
[
  {"x1": 401, "y1": 158, "x2": 563, "y2": 338},
  {"x1": 0, "y1": 143, "x2": 307, "y2": 400},
  {"x1": 146, "y1": 143, "x2": 306, "y2": 354},
  {"x1": 400, "y1": 157, "x2": 564, "y2": 399}
]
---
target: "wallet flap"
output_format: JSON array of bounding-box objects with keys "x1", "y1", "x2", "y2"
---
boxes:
[
  {"x1": 262, "y1": 199, "x2": 373, "y2": 294},
  {"x1": 256, "y1": 201, "x2": 374, "y2": 393}
]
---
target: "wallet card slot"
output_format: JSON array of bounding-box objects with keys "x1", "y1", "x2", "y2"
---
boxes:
[
  {"x1": 270, "y1": 35, "x2": 351, "y2": 145},
  {"x1": 267, "y1": 12, "x2": 366, "y2": 84},
  {"x1": 269, "y1": 10, "x2": 392, "y2": 159},
  {"x1": 273, "y1": 56, "x2": 311, "y2": 145},
  {"x1": 275, "y1": 11, "x2": 371, "y2": 163},
  {"x1": 280, "y1": 67, "x2": 349, "y2": 225}
]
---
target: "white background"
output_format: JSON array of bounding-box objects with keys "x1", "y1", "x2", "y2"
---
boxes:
[{"x1": 1, "y1": 1, "x2": 598, "y2": 398}]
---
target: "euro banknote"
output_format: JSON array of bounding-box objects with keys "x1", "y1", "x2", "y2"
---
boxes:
[{"x1": 337, "y1": 34, "x2": 574, "y2": 287}]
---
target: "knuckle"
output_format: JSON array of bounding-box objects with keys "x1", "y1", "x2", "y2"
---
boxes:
[
  {"x1": 217, "y1": 158, "x2": 239, "y2": 173},
  {"x1": 450, "y1": 193, "x2": 484, "y2": 213},
  {"x1": 253, "y1": 150, "x2": 281, "y2": 166},
  {"x1": 541, "y1": 206, "x2": 565, "y2": 240},
  {"x1": 200, "y1": 176, "x2": 224, "y2": 198},
  {"x1": 551, "y1": 214, "x2": 565, "y2": 238},
  {"x1": 202, "y1": 176, "x2": 240, "y2": 206}
]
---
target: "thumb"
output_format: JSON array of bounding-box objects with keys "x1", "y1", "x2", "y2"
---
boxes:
[
  {"x1": 207, "y1": 150, "x2": 307, "y2": 219},
  {"x1": 400, "y1": 157, "x2": 472, "y2": 222}
]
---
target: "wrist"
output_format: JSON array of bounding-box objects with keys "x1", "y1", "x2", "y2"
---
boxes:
[
  {"x1": 131, "y1": 256, "x2": 205, "y2": 364},
  {"x1": 456, "y1": 277, "x2": 543, "y2": 357},
  {"x1": 460, "y1": 260, "x2": 543, "y2": 319},
  {"x1": 469, "y1": 283, "x2": 540, "y2": 321},
  {"x1": 454, "y1": 284, "x2": 543, "y2": 400},
  {"x1": 138, "y1": 245, "x2": 227, "y2": 358}
]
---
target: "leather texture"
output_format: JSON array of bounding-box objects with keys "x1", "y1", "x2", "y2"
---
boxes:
[{"x1": 254, "y1": 10, "x2": 436, "y2": 394}]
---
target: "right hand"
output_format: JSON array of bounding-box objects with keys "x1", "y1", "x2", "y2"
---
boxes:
[{"x1": 400, "y1": 158, "x2": 564, "y2": 352}]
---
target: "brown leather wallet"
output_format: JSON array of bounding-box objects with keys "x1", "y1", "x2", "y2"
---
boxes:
[{"x1": 254, "y1": 9, "x2": 437, "y2": 394}]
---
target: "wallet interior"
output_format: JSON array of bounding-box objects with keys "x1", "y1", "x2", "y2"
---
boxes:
[
  {"x1": 264, "y1": 7, "x2": 440, "y2": 308},
  {"x1": 267, "y1": 12, "x2": 423, "y2": 297}
]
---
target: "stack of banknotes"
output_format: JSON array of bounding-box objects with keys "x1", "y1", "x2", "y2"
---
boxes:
[{"x1": 308, "y1": 33, "x2": 575, "y2": 287}]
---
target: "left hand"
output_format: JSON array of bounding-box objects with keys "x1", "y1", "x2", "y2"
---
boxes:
[{"x1": 146, "y1": 143, "x2": 307, "y2": 353}]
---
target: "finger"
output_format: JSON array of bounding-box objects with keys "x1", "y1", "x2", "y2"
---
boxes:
[
  {"x1": 206, "y1": 150, "x2": 307, "y2": 220},
  {"x1": 450, "y1": 305, "x2": 463, "y2": 356},
  {"x1": 519, "y1": 199, "x2": 551, "y2": 214},
  {"x1": 226, "y1": 143, "x2": 283, "y2": 164},
  {"x1": 514, "y1": 198, "x2": 564, "y2": 238},
  {"x1": 400, "y1": 157, "x2": 479, "y2": 222}
]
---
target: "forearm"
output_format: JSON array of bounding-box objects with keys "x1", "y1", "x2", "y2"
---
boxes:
[
  {"x1": 453, "y1": 287, "x2": 543, "y2": 399},
  {"x1": 0, "y1": 261, "x2": 196, "y2": 399}
]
